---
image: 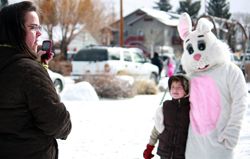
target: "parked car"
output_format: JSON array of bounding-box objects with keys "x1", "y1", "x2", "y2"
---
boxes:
[
  {"x1": 71, "y1": 46, "x2": 159, "y2": 83},
  {"x1": 231, "y1": 53, "x2": 250, "y2": 83},
  {"x1": 48, "y1": 69, "x2": 65, "y2": 93},
  {"x1": 231, "y1": 53, "x2": 250, "y2": 67},
  {"x1": 241, "y1": 53, "x2": 250, "y2": 63},
  {"x1": 241, "y1": 53, "x2": 250, "y2": 82}
]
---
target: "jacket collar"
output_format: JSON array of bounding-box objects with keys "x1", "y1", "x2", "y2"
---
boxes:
[{"x1": 172, "y1": 96, "x2": 190, "y2": 105}]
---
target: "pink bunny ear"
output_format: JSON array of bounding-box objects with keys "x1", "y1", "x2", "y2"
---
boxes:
[{"x1": 178, "y1": 13, "x2": 192, "y2": 40}]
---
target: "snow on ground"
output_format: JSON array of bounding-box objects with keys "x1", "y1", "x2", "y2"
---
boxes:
[
  {"x1": 58, "y1": 94, "x2": 166, "y2": 159},
  {"x1": 57, "y1": 79, "x2": 250, "y2": 159},
  {"x1": 247, "y1": 83, "x2": 250, "y2": 93}
]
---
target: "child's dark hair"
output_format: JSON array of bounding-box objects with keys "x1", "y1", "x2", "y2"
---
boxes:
[{"x1": 168, "y1": 75, "x2": 189, "y2": 94}]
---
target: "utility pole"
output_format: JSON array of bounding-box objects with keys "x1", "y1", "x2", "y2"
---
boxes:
[{"x1": 119, "y1": 0, "x2": 124, "y2": 47}]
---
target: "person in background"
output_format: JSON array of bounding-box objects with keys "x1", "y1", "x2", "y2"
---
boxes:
[
  {"x1": 143, "y1": 75, "x2": 190, "y2": 159},
  {"x1": 0, "y1": 1, "x2": 71, "y2": 159},
  {"x1": 151, "y1": 52, "x2": 163, "y2": 76},
  {"x1": 166, "y1": 57, "x2": 175, "y2": 77}
]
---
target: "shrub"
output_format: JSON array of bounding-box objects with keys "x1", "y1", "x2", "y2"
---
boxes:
[
  {"x1": 75, "y1": 75, "x2": 159, "y2": 99},
  {"x1": 76, "y1": 74, "x2": 136, "y2": 99},
  {"x1": 116, "y1": 70, "x2": 131, "y2": 76},
  {"x1": 133, "y1": 80, "x2": 158, "y2": 95}
]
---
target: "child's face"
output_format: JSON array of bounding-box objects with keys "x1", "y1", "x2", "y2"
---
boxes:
[{"x1": 170, "y1": 81, "x2": 186, "y2": 99}]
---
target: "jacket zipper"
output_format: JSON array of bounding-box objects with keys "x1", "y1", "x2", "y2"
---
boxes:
[{"x1": 171, "y1": 99, "x2": 181, "y2": 158}]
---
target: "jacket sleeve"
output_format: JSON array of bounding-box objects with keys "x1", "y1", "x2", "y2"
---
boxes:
[
  {"x1": 148, "y1": 126, "x2": 160, "y2": 146},
  {"x1": 23, "y1": 62, "x2": 71, "y2": 140},
  {"x1": 154, "y1": 106, "x2": 165, "y2": 133},
  {"x1": 218, "y1": 65, "x2": 248, "y2": 149}
]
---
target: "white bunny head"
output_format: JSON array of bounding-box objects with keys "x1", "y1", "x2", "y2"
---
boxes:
[{"x1": 178, "y1": 13, "x2": 231, "y2": 74}]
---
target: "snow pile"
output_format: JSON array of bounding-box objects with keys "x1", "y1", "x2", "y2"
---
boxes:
[
  {"x1": 60, "y1": 81, "x2": 99, "y2": 101},
  {"x1": 247, "y1": 82, "x2": 250, "y2": 93}
]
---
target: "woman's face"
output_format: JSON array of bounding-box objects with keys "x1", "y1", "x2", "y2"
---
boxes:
[
  {"x1": 25, "y1": 11, "x2": 41, "y2": 52},
  {"x1": 170, "y1": 81, "x2": 186, "y2": 99}
]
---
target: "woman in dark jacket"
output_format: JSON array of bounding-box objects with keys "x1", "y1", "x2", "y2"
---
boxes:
[{"x1": 0, "y1": 1, "x2": 71, "y2": 159}]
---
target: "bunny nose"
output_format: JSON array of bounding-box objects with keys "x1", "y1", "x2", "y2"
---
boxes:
[{"x1": 193, "y1": 54, "x2": 201, "y2": 61}]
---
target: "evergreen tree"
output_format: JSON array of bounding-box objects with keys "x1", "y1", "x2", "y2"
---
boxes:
[
  {"x1": 206, "y1": 0, "x2": 231, "y2": 19},
  {"x1": 0, "y1": 0, "x2": 8, "y2": 9},
  {"x1": 177, "y1": 0, "x2": 201, "y2": 18},
  {"x1": 155, "y1": 0, "x2": 172, "y2": 12}
]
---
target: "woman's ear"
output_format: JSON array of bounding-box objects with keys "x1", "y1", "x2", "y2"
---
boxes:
[{"x1": 178, "y1": 12, "x2": 192, "y2": 40}]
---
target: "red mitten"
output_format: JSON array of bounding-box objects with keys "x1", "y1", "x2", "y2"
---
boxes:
[{"x1": 143, "y1": 144, "x2": 155, "y2": 159}]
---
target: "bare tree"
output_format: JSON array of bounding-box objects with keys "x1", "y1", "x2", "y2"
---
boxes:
[
  {"x1": 232, "y1": 13, "x2": 250, "y2": 27},
  {"x1": 36, "y1": 0, "x2": 115, "y2": 59},
  {"x1": 85, "y1": 0, "x2": 117, "y2": 43},
  {"x1": 38, "y1": 0, "x2": 57, "y2": 40}
]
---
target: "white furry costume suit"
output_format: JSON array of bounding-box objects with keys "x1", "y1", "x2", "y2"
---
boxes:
[{"x1": 176, "y1": 13, "x2": 248, "y2": 159}]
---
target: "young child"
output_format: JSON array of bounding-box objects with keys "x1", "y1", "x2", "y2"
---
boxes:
[{"x1": 143, "y1": 75, "x2": 190, "y2": 159}]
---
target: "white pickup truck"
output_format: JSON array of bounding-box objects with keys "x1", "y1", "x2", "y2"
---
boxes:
[{"x1": 71, "y1": 46, "x2": 159, "y2": 83}]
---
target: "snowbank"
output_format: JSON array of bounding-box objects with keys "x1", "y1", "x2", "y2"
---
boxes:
[{"x1": 60, "y1": 81, "x2": 99, "y2": 101}]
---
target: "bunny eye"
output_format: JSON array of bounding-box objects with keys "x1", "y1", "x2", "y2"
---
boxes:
[
  {"x1": 186, "y1": 44, "x2": 194, "y2": 55},
  {"x1": 198, "y1": 40, "x2": 206, "y2": 51}
]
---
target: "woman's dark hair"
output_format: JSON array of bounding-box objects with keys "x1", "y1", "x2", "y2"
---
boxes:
[
  {"x1": 168, "y1": 75, "x2": 189, "y2": 94},
  {"x1": 0, "y1": 1, "x2": 38, "y2": 59}
]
